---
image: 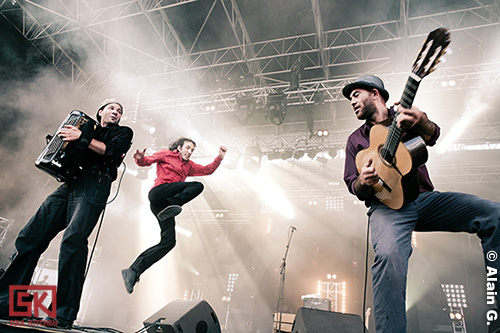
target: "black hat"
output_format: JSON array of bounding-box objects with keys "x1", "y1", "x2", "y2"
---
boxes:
[
  {"x1": 342, "y1": 75, "x2": 389, "y2": 102},
  {"x1": 96, "y1": 98, "x2": 123, "y2": 122}
]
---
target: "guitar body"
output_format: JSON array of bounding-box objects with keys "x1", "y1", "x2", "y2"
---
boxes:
[{"x1": 356, "y1": 123, "x2": 428, "y2": 210}]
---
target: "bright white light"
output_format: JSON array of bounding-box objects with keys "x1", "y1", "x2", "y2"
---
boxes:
[
  {"x1": 123, "y1": 167, "x2": 138, "y2": 177},
  {"x1": 255, "y1": 176, "x2": 295, "y2": 219},
  {"x1": 140, "y1": 169, "x2": 159, "y2": 237},
  {"x1": 176, "y1": 226, "x2": 192, "y2": 237},
  {"x1": 437, "y1": 92, "x2": 489, "y2": 154},
  {"x1": 141, "y1": 123, "x2": 156, "y2": 135},
  {"x1": 441, "y1": 143, "x2": 500, "y2": 152}
]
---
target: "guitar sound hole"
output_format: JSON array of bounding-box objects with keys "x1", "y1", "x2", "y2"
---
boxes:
[{"x1": 379, "y1": 147, "x2": 395, "y2": 165}]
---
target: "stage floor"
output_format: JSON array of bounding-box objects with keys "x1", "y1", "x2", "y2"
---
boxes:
[{"x1": 0, "y1": 319, "x2": 125, "y2": 333}]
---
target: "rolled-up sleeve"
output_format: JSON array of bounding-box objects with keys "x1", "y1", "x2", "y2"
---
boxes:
[{"x1": 425, "y1": 123, "x2": 440, "y2": 146}]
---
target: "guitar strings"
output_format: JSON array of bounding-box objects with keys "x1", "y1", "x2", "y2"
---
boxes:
[{"x1": 374, "y1": 80, "x2": 412, "y2": 174}]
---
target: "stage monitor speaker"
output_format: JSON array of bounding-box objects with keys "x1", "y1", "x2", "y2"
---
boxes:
[
  {"x1": 302, "y1": 297, "x2": 331, "y2": 311},
  {"x1": 292, "y1": 307, "x2": 365, "y2": 333},
  {"x1": 142, "y1": 299, "x2": 221, "y2": 333}
]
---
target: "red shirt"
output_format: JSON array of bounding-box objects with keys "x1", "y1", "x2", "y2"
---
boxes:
[{"x1": 136, "y1": 149, "x2": 222, "y2": 189}]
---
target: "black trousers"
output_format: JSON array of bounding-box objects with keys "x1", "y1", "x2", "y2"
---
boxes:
[
  {"x1": 129, "y1": 181, "x2": 204, "y2": 276},
  {"x1": 0, "y1": 173, "x2": 110, "y2": 321}
]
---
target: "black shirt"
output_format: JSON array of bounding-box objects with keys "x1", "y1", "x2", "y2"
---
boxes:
[{"x1": 80, "y1": 123, "x2": 133, "y2": 180}]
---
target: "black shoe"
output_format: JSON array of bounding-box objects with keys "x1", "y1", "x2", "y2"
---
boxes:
[
  {"x1": 121, "y1": 268, "x2": 139, "y2": 294},
  {"x1": 44, "y1": 316, "x2": 73, "y2": 329},
  {"x1": 158, "y1": 205, "x2": 182, "y2": 222}
]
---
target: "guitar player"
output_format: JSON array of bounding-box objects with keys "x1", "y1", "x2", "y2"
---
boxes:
[{"x1": 343, "y1": 75, "x2": 500, "y2": 332}]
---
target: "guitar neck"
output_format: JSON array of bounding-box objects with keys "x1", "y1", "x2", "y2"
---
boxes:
[
  {"x1": 399, "y1": 73, "x2": 422, "y2": 110},
  {"x1": 384, "y1": 74, "x2": 422, "y2": 158}
]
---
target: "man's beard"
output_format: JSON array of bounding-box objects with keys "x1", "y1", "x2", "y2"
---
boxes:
[{"x1": 359, "y1": 101, "x2": 377, "y2": 121}]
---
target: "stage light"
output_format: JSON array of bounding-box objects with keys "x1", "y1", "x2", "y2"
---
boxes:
[
  {"x1": 327, "y1": 148, "x2": 338, "y2": 159},
  {"x1": 290, "y1": 62, "x2": 302, "y2": 90},
  {"x1": 235, "y1": 96, "x2": 255, "y2": 125},
  {"x1": 326, "y1": 196, "x2": 344, "y2": 211},
  {"x1": 306, "y1": 148, "x2": 318, "y2": 159},
  {"x1": 316, "y1": 130, "x2": 329, "y2": 137},
  {"x1": 266, "y1": 93, "x2": 287, "y2": 126},
  {"x1": 280, "y1": 150, "x2": 293, "y2": 160},
  {"x1": 267, "y1": 151, "x2": 282, "y2": 161},
  {"x1": 441, "y1": 80, "x2": 456, "y2": 87},
  {"x1": 293, "y1": 150, "x2": 305, "y2": 159},
  {"x1": 441, "y1": 282, "x2": 468, "y2": 329},
  {"x1": 226, "y1": 273, "x2": 238, "y2": 295},
  {"x1": 244, "y1": 146, "x2": 262, "y2": 173},
  {"x1": 204, "y1": 104, "x2": 216, "y2": 112},
  {"x1": 313, "y1": 91, "x2": 325, "y2": 105}
]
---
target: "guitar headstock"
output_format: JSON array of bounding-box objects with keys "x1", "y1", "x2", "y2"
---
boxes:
[{"x1": 412, "y1": 27, "x2": 451, "y2": 79}]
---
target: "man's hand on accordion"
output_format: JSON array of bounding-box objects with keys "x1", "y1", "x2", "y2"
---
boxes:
[{"x1": 57, "y1": 125, "x2": 82, "y2": 142}]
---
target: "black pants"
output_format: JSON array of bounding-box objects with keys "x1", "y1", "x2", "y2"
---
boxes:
[
  {"x1": 0, "y1": 173, "x2": 110, "y2": 321},
  {"x1": 129, "y1": 181, "x2": 204, "y2": 276}
]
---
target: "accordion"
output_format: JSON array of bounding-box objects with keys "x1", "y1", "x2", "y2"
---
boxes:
[{"x1": 35, "y1": 110, "x2": 98, "y2": 182}]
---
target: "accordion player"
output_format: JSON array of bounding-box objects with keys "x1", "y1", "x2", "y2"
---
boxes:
[{"x1": 35, "y1": 110, "x2": 99, "y2": 182}]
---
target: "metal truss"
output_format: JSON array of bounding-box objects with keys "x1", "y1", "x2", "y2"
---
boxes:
[
  {"x1": 140, "y1": 60, "x2": 500, "y2": 116},
  {"x1": 428, "y1": 164, "x2": 500, "y2": 185},
  {"x1": 2, "y1": 0, "x2": 500, "y2": 184},
  {"x1": 1, "y1": 0, "x2": 499, "y2": 105},
  {"x1": 0, "y1": 217, "x2": 12, "y2": 248},
  {"x1": 0, "y1": 0, "x2": 195, "y2": 97}
]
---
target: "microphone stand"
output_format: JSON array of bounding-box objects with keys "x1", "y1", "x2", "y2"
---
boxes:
[{"x1": 275, "y1": 226, "x2": 296, "y2": 333}]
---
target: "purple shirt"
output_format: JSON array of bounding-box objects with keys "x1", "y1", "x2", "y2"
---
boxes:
[{"x1": 343, "y1": 106, "x2": 440, "y2": 206}]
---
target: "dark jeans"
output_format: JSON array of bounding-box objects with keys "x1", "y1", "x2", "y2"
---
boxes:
[
  {"x1": 0, "y1": 172, "x2": 110, "y2": 321},
  {"x1": 369, "y1": 191, "x2": 500, "y2": 332},
  {"x1": 128, "y1": 181, "x2": 204, "y2": 276}
]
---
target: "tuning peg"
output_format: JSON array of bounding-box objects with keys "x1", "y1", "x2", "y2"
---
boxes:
[{"x1": 445, "y1": 48, "x2": 453, "y2": 55}]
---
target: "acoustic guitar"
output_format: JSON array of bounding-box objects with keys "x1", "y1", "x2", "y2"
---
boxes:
[{"x1": 355, "y1": 27, "x2": 451, "y2": 210}]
